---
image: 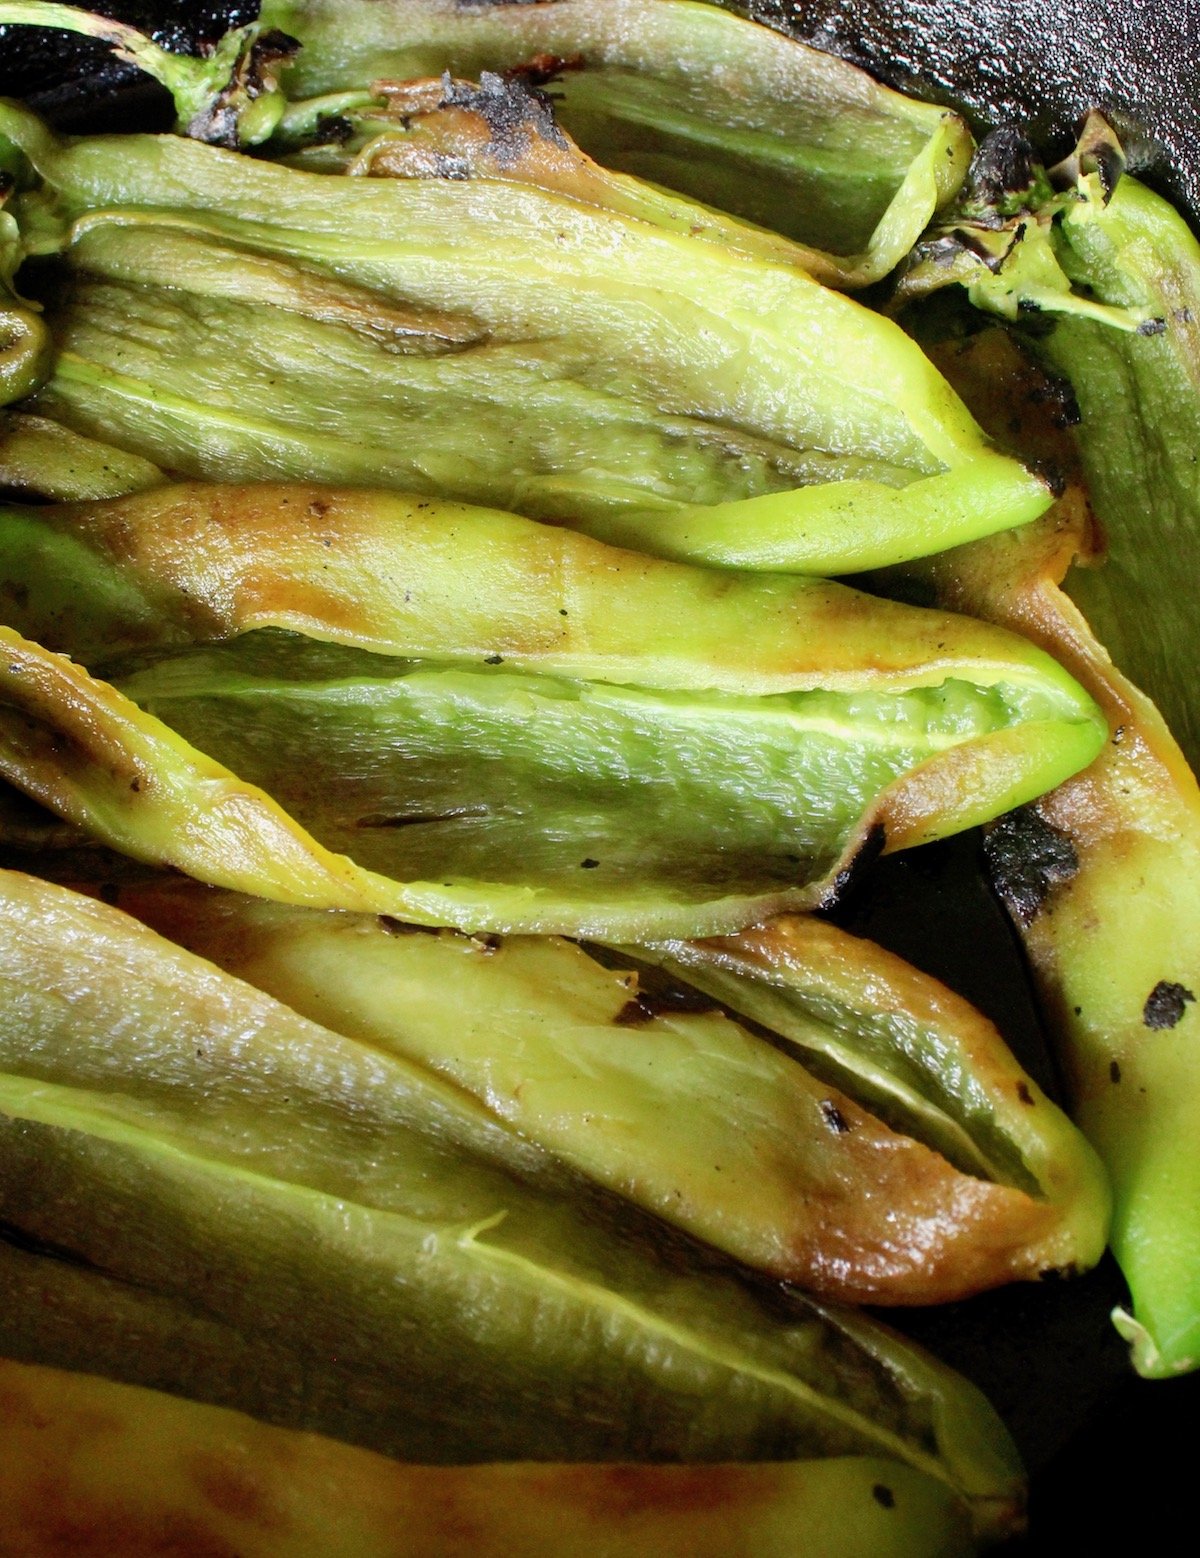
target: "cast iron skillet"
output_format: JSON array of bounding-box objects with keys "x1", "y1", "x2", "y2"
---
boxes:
[{"x1": 1, "y1": 1, "x2": 1197, "y2": 1545}]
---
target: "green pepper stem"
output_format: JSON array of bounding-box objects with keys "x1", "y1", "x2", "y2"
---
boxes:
[{"x1": 0, "y1": 4, "x2": 284, "y2": 146}]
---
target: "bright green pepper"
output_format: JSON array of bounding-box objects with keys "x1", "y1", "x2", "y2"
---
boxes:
[
  {"x1": 0, "y1": 482, "x2": 1106, "y2": 938},
  {"x1": 0, "y1": 867, "x2": 1025, "y2": 1541}
]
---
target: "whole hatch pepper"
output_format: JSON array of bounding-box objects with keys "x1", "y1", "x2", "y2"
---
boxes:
[
  {"x1": 0, "y1": 73, "x2": 1051, "y2": 575},
  {"x1": 887, "y1": 130, "x2": 1200, "y2": 1375},
  {"x1": 0, "y1": 868, "x2": 1026, "y2": 1542},
  {"x1": 0, "y1": 482, "x2": 1107, "y2": 938}
]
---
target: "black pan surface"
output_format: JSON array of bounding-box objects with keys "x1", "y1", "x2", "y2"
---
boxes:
[{"x1": 1, "y1": 2, "x2": 1197, "y2": 1547}]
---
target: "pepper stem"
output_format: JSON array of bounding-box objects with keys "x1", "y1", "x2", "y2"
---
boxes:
[{"x1": 0, "y1": 3, "x2": 296, "y2": 147}]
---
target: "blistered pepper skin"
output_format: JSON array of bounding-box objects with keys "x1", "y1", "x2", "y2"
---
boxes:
[{"x1": 0, "y1": 483, "x2": 1106, "y2": 938}]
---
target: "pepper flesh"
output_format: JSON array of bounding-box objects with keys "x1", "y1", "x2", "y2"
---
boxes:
[{"x1": 0, "y1": 482, "x2": 1106, "y2": 938}]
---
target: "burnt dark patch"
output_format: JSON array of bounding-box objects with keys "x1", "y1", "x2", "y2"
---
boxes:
[
  {"x1": 820, "y1": 1099, "x2": 851, "y2": 1134},
  {"x1": 308, "y1": 113, "x2": 354, "y2": 147},
  {"x1": 961, "y1": 127, "x2": 1043, "y2": 222},
  {"x1": 1026, "y1": 371, "x2": 1082, "y2": 429},
  {"x1": 502, "y1": 52, "x2": 584, "y2": 89},
  {"x1": 984, "y1": 807, "x2": 1079, "y2": 926},
  {"x1": 1142, "y1": 980, "x2": 1196, "y2": 1030},
  {"x1": 484, "y1": 653, "x2": 504, "y2": 665},
  {"x1": 1034, "y1": 459, "x2": 1067, "y2": 498},
  {"x1": 826, "y1": 823, "x2": 887, "y2": 905},
  {"x1": 580, "y1": 858, "x2": 599, "y2": 869},
  {"x1": 440, "y1": 69, "x2": 567, "y2": 165},
  {"x1": 872, "y1": 1484, "x2": 896, "y2": 1510},
  {"x1": 1110, "y1": 1060, "x2": 1122, "y2": 1083},
  {"x1": 1136, "y1": 316, "x2": 1168, "y2": 336},
  {"x1": 614, "y1": 996, "x2": 654, "y2": 1027}
]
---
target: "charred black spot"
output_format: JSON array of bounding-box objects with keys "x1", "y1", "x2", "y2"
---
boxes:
[
  {"x1": 1016, "y1": 1080, "x2": 1035, "y2": 1105},
  {"x1": 872, "y1": 1484, "x2": 896, "y2": 1509},
  {"x1": 1110, "y1": 1060, "x2": 1122, "y2": 1083},
  {"x1": 1035, "y1": 459, "x2": 1067, "y2": 498},
  {"x1": 827, "y1": 823, "x2": 887, "y2": 905},
  {"x1": 984, "y1": 807, "x2": 1079, "y2": 926},
  {"x1": 502, "y1": 52, "x2": 584, "y2": 89},
  {"x1": 1136, "y1": 316, "x2": 1168, "y2": 336},
  {"x1": 1142, "y1": 980, "x2": 1196, "y2": 1030},
  {"x1": 614, "y1": 996, "x2": 654, "y2": 1026},
  {"x1": 1027, "y1": 371, "x2": 1082, "y2": 428},
  {"x1": 820, "y1": 1099, "x2": 851, "y2": 1134},
  {"x1": 440, "y1": 69, "x2": 567, "y2": 165},
  {"x1": 247, "y1": 28, "x2": 301, "y2": 76},
  {"x1": 962, "y1": 127, "x2": 1044, "y2": 221},
  {"x1": 580, "y1": 858, "x2": 599, "y2": 869},
  {"x1": 309, "y1": 113, "x2": 354, "y2": 147},
  {"x1": 484, "y1": 653, "x2": 504, "y2": 665}
]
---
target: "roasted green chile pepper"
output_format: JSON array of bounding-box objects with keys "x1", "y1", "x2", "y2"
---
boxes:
[
  {"x1": 0, "y1": 1358, "x2": 979, "y2": 1558},
  {"x1": 1, "y1": 0, "x2": 973, "y2": 288},
  {"x1": 0, "y1": 482, "x2": 1106, "y2": 938},
  {"x1": 93, "y1": 876, "x2": 1108, "y2": 1305},
  {"x1": 889, "y1": 265, "x2": 1200, "y2": 1377},
  {"x1": 0, "y1": 868, "x2": 1025, "y2": 1542},
  {"x1": 0, "y1": 85, "x2": 1051, "y2": 574},
  {"x1": 260, "y1": 0, "x2": 973, "y2": 287}
]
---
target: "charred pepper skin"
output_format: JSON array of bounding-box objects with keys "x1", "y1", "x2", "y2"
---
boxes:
[{"x1": 892, "y1": 135, "x2": 1200, "y2": 1374}]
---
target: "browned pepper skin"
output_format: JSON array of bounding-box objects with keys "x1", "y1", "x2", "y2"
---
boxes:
[
  {"x1": 884, "y1": 315, "x2": 1200, "y2": 1378},
  {"x1": 0, "y1": 1358, "x2": 978, "y2": 1558}
]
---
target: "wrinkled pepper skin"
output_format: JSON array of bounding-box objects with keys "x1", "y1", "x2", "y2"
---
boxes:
[
  {"x1": 0, "y1": 1359, "x2": 977, "y2": 1558},
  {"x1": 0, "y1": 94, "x2": 1050, "y2": 573},
  {"x1": 104, "y1": 878, "x2": 1110, "y2": 1305},
  {"x1": 0, "y1": 483, "x2": 1106, "y2": 938},
  {"x1": 260, "y1": 0, "x2": 973, "y2": 287},
  {"x1": 0, "y1": 868, "x2": 1026, "y2": 1541},
  {"x1": 887, "y1": 308, "x2": 1200, "y2": 1378}
]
